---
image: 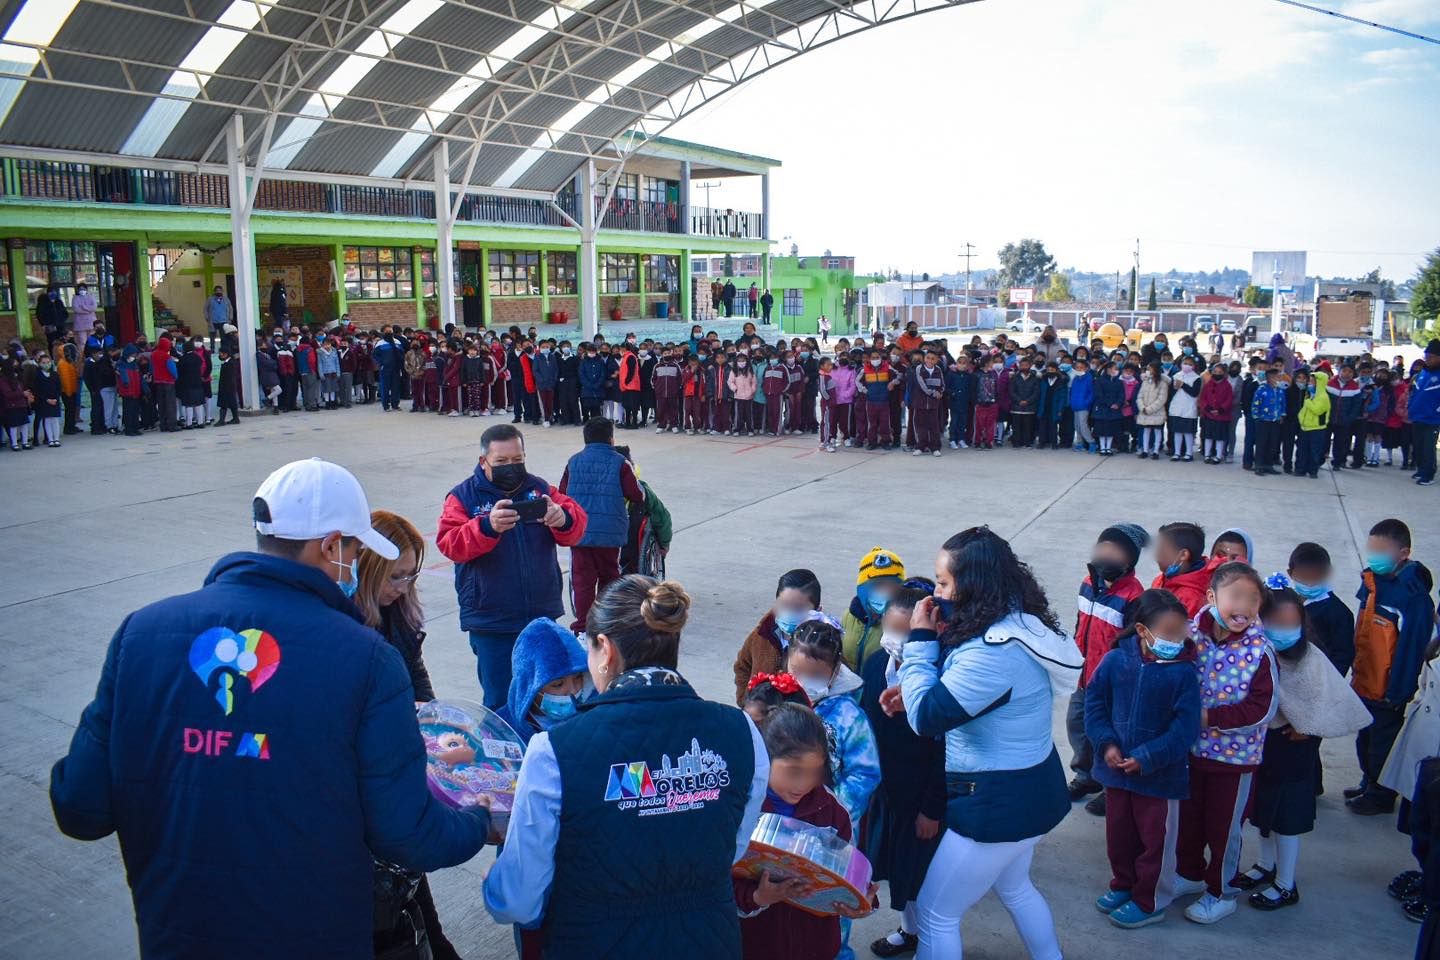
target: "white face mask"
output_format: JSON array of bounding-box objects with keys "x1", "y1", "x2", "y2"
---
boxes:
[
  {"x1": 795, "y1": 674, "x2": 830, "y2": 703},
  {"x1": 880, "y1": 631, "x2": 906, "y2": 661}
]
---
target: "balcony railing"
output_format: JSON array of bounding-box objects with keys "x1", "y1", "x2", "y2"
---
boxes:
[
  {"x1": 690, "y1": 205, "x2": 765, "y2": 240},
  {"x1": 4, "y1": 158, "x2": 765, "y2": 240}
]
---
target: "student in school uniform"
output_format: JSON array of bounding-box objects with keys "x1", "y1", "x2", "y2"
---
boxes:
[
  {"x1": 762, "y1": 354, "x2": 789, "y2": 436},
  {"x1": 652, "y1": 347, "x2": 682, "y2": 433},
  {"x1": 908, "y1": 348, "x2": 946, "y2": 457},
  {"x1": 681, "y1": 356, "x2": 705, "y2": 434},
  {"x1": 728, "y1": 349, "x2": 757, "y2": 437}
]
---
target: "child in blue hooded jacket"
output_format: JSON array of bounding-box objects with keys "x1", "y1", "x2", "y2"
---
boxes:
[
  {"x1": 1085, "y1": 588, "x2": 1201, "y2": 929},
  {"x1": 498, "y1": 617, "x2": 590, "y2": 745}
]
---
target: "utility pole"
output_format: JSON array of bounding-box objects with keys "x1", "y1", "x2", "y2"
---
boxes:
[
  {"x1": 959, "y1": 242, "x2": 975, "y2": 309},
  {"x1": 1132, "y1": 238, "x2": 1141, "y2": 311}
]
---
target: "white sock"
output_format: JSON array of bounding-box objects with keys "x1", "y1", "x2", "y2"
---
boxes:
[
  {"x1": 899, "y1": 900, "x2": 920, "y2": 937},
  {"x1": 1215, "y1": 440, "x2": 1227, "y2": 460},
  {"x1": 1275, "y1": 834, "x2": 1300, "y2": 890},
  {"x1": 1258, "y1": 832, "x2": 1277, "y2": 871}
]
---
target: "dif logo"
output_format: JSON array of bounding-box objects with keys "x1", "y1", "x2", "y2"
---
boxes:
[{"x1": 183, "y1": 729, "x2": 271, "y2": 760}]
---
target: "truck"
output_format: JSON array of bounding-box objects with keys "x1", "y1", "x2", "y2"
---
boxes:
[{"x1": 1314, "y1": 292, "x2": 1376, "y2": 360}]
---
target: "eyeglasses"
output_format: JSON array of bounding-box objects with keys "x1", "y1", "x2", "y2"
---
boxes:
[{"x1": 388, "y1": 569, "x2": 421, "y2": 585}]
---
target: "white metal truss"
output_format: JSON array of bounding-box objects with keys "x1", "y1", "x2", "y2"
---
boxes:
[{"x1": 0, "y1": 0, "x2": 983, "y2": 192}]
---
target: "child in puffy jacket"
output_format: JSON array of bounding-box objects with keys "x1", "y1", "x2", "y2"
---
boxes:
[{"x1": 728, "y1": 352, "x2": 758, "y2": 436}]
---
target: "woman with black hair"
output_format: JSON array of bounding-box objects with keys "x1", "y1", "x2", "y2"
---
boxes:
[
  {"x1": 484, "y1": 575, "x2": 769, "y2": 958},
  {"x1": 897, "y1": 527, "x2": 1081, "y2": 960}
]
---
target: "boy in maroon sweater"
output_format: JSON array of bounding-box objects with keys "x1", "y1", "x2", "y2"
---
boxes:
[
  {"x1": 762, "y1": 356, "x2": 789, "y2": 435},
  {"x1": 909, "y1": 348, "x2": 947, "y2": 456},
  {"x1": 681, "y1": 357, "x2": 705, "y2": 434},
  {"x1": 652, "y1": 350, "x2": 681, "y2": 432}
]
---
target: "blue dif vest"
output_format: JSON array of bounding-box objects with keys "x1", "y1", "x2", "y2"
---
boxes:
[
  {"x1": 565, "y1": 443, "x2": 628, "y2": 548},
  {"x1": 544, "y1": 677, "x2": 755, "y2": 958}
]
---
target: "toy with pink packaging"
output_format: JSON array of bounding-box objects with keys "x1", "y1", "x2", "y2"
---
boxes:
[
  {"x1": 418, "y1": 698, "x2": 526, "y2": 829},
  {"x1": 733, "y1": 813, "x2": 874, "y2": 916}
]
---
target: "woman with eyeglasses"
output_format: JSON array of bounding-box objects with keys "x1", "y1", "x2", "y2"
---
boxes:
[{"x1": 353, "y1": 510, "x2": 462, "y2": 960}]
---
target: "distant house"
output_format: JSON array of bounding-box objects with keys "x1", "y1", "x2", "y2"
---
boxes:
[{"x1": 900, "y1": 280, "x2": 943, "y2": 306}]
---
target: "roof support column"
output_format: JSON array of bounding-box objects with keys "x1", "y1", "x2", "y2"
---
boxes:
[
  {"x1": 761, "y1": 171, "x2": 770, "y2": 241},
  {"x1": 225, "y1": 114, "x2": 262, "y2": 412},
  {"x1": 579, "y1": 159, "x2": 599, "y2": 341},
  {"x1": 680, "y1": 160, "x2": 691, "y2": 236},
  {"x1": 433, "y1": 141, "x2": 457, "y2": 332}
]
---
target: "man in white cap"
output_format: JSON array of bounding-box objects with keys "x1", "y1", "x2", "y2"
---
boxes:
[{"x1": 51, "y1": 458, "x2": 490, "y2": 959}]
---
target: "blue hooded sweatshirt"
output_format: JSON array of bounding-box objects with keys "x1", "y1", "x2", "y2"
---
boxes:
[
  {"x1": 49, "y1": 553, "x2": 489, "y2": 959},
  {"x1": 498, "y1": 617, "x2": 590, "y2": 744}
]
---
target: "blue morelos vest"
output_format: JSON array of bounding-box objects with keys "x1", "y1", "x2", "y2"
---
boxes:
[
  {"x1": 545, "y1": 677, "x2": 755, "y2": 959},
  {"x1": 447, "y1": 467, "x2": 565, "y2": 633},
  {"x1": 565, "y1": 443, "x2": 628, "y2": 548}
]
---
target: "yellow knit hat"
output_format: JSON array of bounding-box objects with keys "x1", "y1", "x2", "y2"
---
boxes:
[{"x1": 857, "y1": 547, "x2": 905, "y2": 586}]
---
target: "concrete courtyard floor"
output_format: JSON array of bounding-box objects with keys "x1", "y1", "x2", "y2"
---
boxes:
[{"x1": 1, "y1": 403, "x2": 1433, "y2": 959}]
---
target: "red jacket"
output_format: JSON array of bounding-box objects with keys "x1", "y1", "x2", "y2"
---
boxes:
[
  {"x1": 1151, "y1": 556, "x2": 1223, "y2": 618},
  {"x1": 150, "y1": 338, "x2": 176, "y2": 385},
  {"x1": 734, "y1": 786, "x2": 847, "y2": 960},
  {"x1": 1075, "y1": 570, "x2": 1144, "y2": 685},
  {"x1": 682, "y1": 366, "x2": 703, "y2": 400},
  {"x1": 520, "y1": 353, "x2": 536, "y2": 393},
  {"x1": 1199, "y1": 376, "x2": 1234, "y2": 422}
]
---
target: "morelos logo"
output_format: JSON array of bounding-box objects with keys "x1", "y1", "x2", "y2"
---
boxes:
[{"x1": 604, "y1": 738, "x2": 731, "y2": 816}]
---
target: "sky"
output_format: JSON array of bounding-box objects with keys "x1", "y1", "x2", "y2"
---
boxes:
[{"x1": 666, "y1": 0, "x2": 1440, "y2": 284}]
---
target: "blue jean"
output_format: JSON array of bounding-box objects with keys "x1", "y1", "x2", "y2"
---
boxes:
[
  {"x1": 469, "y1": 630, "x2": 519, "y2": 709},
  {"x1": 1296, "y1": 429, "x2": 1329, "y2": 476},
  {"x1": 378, "y1": 366, "x2": 398, "y2": 409}
]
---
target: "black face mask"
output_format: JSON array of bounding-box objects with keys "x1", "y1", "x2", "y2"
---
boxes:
[
  {"x1": 489, "y1": 462, "x2": 527, "y2": 491},
  {"x1": 1090, "y1": 560, "x2": 1127, "y2": 586}
]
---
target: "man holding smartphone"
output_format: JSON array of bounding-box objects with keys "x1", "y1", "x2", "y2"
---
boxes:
[{"x1": 437, "y1": 424, "x2": 589, "y2": 708}]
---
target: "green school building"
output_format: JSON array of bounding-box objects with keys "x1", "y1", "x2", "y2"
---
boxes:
[{"x1": 0, "y1": 137, "x2": 776, "y2": 345}]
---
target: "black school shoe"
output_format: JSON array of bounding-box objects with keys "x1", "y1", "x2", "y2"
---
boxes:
[
  {"x1": 1347, "y1": 793, "x2": 1396, "y2": 816},
  {"x1": 1085, "y1": 791, "x2": 1106, "y2": 816},
  {"x1": 870, "y1": 930, "x2": 918, "y2": 958},
  {"x1": 1232, "y1": 863, "x2": 1276, "y2": 891},
  {"x1": 1067, "y1": 777, "x2": 1102, "y2": 801},
  {"x1": 1404, "y1": 897, "x2": 1429, "y2": 923},
  {"x1": 1249, "y1": 882, "x2": 1299, "y2": 910},
  {"x1": 1390, "y1": 870, "x2": 1423, "y2": 900}
]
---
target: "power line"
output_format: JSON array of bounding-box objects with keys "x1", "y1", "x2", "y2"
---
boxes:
[{"x1": 1267, "y1": 0, "x2": 1440, "y2": 45}]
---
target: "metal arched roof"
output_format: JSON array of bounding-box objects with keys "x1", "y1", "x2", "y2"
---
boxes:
[{"x1": 0, "y1": 0, "x2": 977, "y2": 196}]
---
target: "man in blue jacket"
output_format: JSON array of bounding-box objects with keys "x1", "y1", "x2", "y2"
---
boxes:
[
  {"x1": 437, "y1": 425, "x2": 589, "y2": 707},
  {"x1": 372, "y1": 330, "x2": 403, "y2": 411},
  {"x1": 50, "y1": 459, "x2": 490, "y2": 959},
  {"x1": 559, "y1": 418, "x2": 646, "y2": 631},
  {"x1": 1409, "y1": 340, "x2": 1440, "y2": 486}
]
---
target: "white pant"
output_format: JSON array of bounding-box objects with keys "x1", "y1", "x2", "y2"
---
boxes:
[{"x1": 917, "y1": 831, "x2": 1062, "y2": 960}]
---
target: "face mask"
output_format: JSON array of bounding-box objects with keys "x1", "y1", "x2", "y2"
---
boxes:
[
  {"x1": 796, "y1": 674, "x2": 830, "y2": 703},
  {"x1": 535, "y1": 693, "x2": 578, "y2": 726},
  {"x1": 769, "y1": 359, "x2": 779, "y2": 367},
  {"x1": 540, "y1": 347, "x2": 551, "y2": 355},
  {"x1": 1059, "y1": 363, "x2": 1072, "y2": 373},
  {"x1": 800, "y1": 351, "x2": 811, "y2": 359},
  {"x1": 1366, "y1": 552, "x2": 1398, "y2": 576},
  {"x1": 880, "y1": 631, "x2": 906, "y2": 661},
  {"x1": 1290, "y1": 580, "x2": 1330, "y2": 601},
  {"x1": 1265, "y1": 626, "x2": 1303, "y2": 651},
  {"x1": 1164, "y1": 561, "x2": 1184, "y2": 578},
  {"x1": 1148, "y1": 634, "x2": 1185, "y2": 661},
  {"x1": 333, "y1": 555, "x2": 359, "y2": 599},
  {"x1": 1183, "y1": 346, "x2": 1195, "y2": 356},
  {"x1": 489, "y1": 462, "x2": 527, "y2": 491},
  {"x1": 774, "y1": 608, "x2": 809, "y2": 637},
  {"x1": 1091, "y1": 561, "x2": 1127, "y2": 586},
  {"x1": 870, "y1": 359, "x2": 881, "y2": 368}
]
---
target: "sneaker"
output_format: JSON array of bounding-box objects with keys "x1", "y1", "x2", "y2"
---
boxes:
[
  {"x1": 1109, "y1": 900, "x2": 1166, "y2": 929},
  {"x1": 1171, "y1": 876, "x2": 1208, "y2": 898},
  {"x1": 1095, "y1": 889, "x2": 1132, "y2": 914},
  {"x1": 655, "y1": 427, "x2": 663, "y2": 434},
  {"x1": 1231, "y1": 863, "x2": 1275, "y2": 891},
  {"x1": 843, "y1": 438, "x2": 853, "y2": 447},
  {"x1": 958, "y1": 440, "x2": 968, "y2": 449},
  {"x1": 1248, "y1": 882, "x2": 1299, "y2": 911},
  {"x1": 672, "y1": 427, "x2": 681, "y2": 434},
  {"x1": 1184, "y1": 893, "x2": 1237, "y2": 925},
  {"x1": 1347, "y1": 793, "x2": 1396, "y2": 816},
  {"x1": 1085, "y1": 792, "x2": 1106, "y2": 816},
  {"x1": 912, "y1": 449, "x2": 921, "y2": 457},
  {"x1": 933, "y1": 450, "x2": 941, "y2": 458},
  {"x1": 1066, "y1": 777, "x2": 1102, "y2": 802},
  {"x1": 950, "y1": 441, "x2": 959, "y2": 450},
  {"x1": 448, "y1": 410, "x2": 460, "y2": 417},
  {"x1": 869, "y1": 929, "x2": 918, "y2": 958},
  {"x1": 1390, "y1": 870, "x2": 1424, "y2": 900},
  {"x1": 1420, "y1": 479, "x2": 1436, "y2": 487}
]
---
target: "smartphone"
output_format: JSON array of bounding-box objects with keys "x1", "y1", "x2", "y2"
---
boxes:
[{"x1": 511, "y1": 497, "x2": 548, "y2": 523}]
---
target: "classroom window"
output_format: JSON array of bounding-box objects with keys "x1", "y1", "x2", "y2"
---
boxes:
[
  {"x1": 419, "y1": 248, "x2": 461, "y2": 299},
  {"x1": 0, "y1": 256, "x2": 11, "y2": 312},
  {"x1": 343, "y1": 246, "x2": 414, "y2": 300},
  {"x1": 642, "y1": 176, "x2": 667, "y2": 204},
  {"x1": 643, "y1": 254, "x2": 679, "y2": 293},
  {"x1": 601, "y1": 253, "x2": 638, "y2": 294},
  {"x1": 149, "y1": 252, "x2": 169, "y2": 282},
  {"x1": 24, "y1": 240, "x2": 99, "y2": 306},
  {"x1": 547, "y1": 251, "x2": 577, "y2": 296},
  {"x1": 783, "y1": 289, "x2": 804, "y2": 316},
  {"x1": 488, "y1": 249, "x2": 540, "y2": 297}
]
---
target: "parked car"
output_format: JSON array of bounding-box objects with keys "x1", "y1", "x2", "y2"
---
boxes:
[
  {"x1": 1191, "y1": 315, "x2": 1215, "y2": 332},
  {"x1": 1131, "y1": 317, "x2": 1154, "y2": 331},
  {"x1": 1006, "y1": 315, "x2": 1045, "y2": 334},
  {"x1": 1219, "y1": 317, "x2": 1238, "y2": 333}
]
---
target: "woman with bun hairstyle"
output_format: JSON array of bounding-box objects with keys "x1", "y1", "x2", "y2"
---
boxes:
[
  {"x1": 897, "y1": 526, "x2": 1081, "y2": 960},
  {"x1": 484, "y1": 575, "x2": 770, "y2": 958}
]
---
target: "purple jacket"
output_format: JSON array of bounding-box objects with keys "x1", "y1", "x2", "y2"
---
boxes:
[{"x1": 831, "y1": 364, "x2": 858, "y2": 404}]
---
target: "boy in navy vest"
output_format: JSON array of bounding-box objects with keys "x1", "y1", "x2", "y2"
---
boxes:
[{"x1": 559, "y1": 418, "x2": 646, "y2": 631}]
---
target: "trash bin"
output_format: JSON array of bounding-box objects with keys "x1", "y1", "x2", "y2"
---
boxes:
[{"x1": 655, "y1": 302, "x2": 669, "y2": 319}]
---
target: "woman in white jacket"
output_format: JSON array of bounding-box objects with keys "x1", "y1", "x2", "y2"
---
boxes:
[
  {"x1": 1136, "y1": 362, "x2": 1170, "y2": 460},
  {"x1": 1167, "y1": 359, "x2": 1202, "y2": 462}
]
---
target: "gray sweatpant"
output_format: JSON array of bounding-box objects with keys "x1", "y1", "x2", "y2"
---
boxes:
[
  {"x1": 1073, "y1": 409, "x2": 1095, "y2": 447},
  {"x1": 1067, "y1": 685, "x2": 1096, "y2": 785}
]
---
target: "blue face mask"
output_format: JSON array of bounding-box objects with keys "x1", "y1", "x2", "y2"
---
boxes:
[
  {"x1": 334, "y1": 556, "x2": 359, "y2": 599},
  {"x1": 1366, "y1": 552, "x2": 1398, "y2": 576},
  {"x1": 1059, "y1": 363, "x2": 1072, "y2": 373},
  {"x1": 857, "y1": 583, "x2": 891, "y2": 617},
  {"x1": 1183, "y1": 346, "x2": 1195, "y2": 356},
  {"x1": 933, "y1": 596, "x2": 957, "y2": 622},
  {"x1": 1265, "y1": 626, "x2": 1303, "y2": 651},
  {"x1": 1149, "y1": 636, "x2": 1185, "y2": 660},
  {"x1": 774, "y1": 608, "x2": 810, "y2": 637},
  {"x1": 536, "y1": 692, "x2": 578, "y2": 725},
  {"x1": 1164, "y1": 561, "x2": 1184, "y2": 578},
  {"x1": 1290, "y1": 580, "x2": 1330, "y2": 601}
]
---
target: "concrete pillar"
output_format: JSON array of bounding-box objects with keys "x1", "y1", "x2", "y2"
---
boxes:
[
  {"x1": 10, "y1": 244, "x2": 30, "y2": 338},
  {"x1": 433, "y1": 141, "x2": 458, "y2": 332},
  {"x1": 761, "y1": 172, "x2": 770, "y2": 240},
  {"x1": 225, "y1": 114, "x2": 262, "y2": 411},
  {"x1": 680, "y1": 161, "x2": 691, "y2": 236},
  {"x1": 679, "y1": 248, "x2": 692, "y2": 322},
  {"x1": 579, "y1": 159, "x2": 599, "y2": 341}
]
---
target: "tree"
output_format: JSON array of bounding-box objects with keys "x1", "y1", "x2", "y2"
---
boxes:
[
  {"x1": 995, "y1": 239, "x2": 1057, "y2": 291},
  {"x1": 1411, "y1": 247, "x2": 1440, "y2": 344},
  {"x1": 1242, "y1": 284, "x2": 1273, "y2": 308},
  {"x1": 1041, "y1": 271, "x2": 1073, "y2": 302},
  {"x1": 1146, "y1": 278, "x2": 1157, "y2": 311},
  {"x1": 1362, "y1": 267, "x2": 1398, "y2": 300}
]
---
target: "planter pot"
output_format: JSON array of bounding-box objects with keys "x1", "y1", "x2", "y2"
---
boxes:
[
  {"x1": 609, "y1": 308, "x2": 623, "y2": 322},
  {"x1": 655, "y1": 302, "x2": 669, "y2": 319},
  {"x1": 546, "y1": 311, "x2": 569, "y2": 324}
]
